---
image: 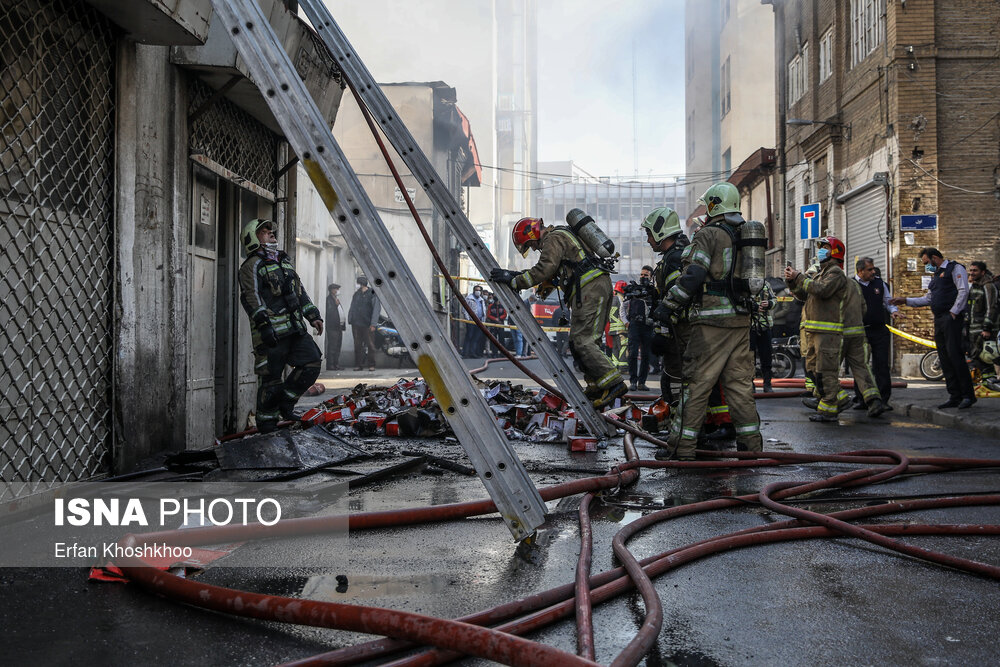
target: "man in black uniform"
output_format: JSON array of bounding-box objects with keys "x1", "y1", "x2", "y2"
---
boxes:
[
  {"x1": 238, "y1": 219, "x2": 323, "y2": 433},
  {"x1": 892, "y1": 247, "x2": 974, "y2": 409},
  {"x1": 325, "y1": 283, "x2": 343, "y2": 370},
  {"x1": 853, "y1": 257, "x2": 897, "y2": 409}
]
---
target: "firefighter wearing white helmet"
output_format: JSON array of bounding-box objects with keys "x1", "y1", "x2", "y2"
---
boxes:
[
  {"x1": 649, "y1": 183, "x2": 763, "y2": 459},
  {"x1": 238, "y1": 218, "x2": 324, "y2": 433}
]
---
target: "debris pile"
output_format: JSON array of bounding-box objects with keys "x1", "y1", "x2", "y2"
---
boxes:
[{"x1": 299, "y1": 379, "x2": 650, "y2": 449}]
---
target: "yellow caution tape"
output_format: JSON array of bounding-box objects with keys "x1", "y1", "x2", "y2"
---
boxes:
[
  {"x1": 450, "y1": 315, "x2": 570, "y2": 333},
  {"x1": 887, "y1": 325, "x2": 936, "y2": 349},
  {"x1": 436, "y1": 274, "x2": 490, "y2": 284}
]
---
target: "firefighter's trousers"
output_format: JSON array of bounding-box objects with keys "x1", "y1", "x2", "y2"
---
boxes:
[
  {"x1": 669, "y1": 324, "x2": 762, "y2": 458},
  {"x1": 804, "y1": 331, "x2": 848, "y2": 415},
  {"x1": 611, "y1": 333, "x2": 629, "y2": 373},
  {"x1": 842, "y1": 334, "x2": 880, "y2": 404},
  {"x1": 569, "y1": 276, "x2": 623, "y2": 390}
]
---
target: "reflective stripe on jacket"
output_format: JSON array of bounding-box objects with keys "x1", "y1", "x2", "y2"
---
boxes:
[{"x1": 788, "y1": 261, "x2": 847, "y2": 335}]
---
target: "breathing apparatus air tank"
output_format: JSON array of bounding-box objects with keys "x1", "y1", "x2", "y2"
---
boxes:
[
  {"x1": 739, "y1": 219, "x2": 767, "y2": 296},
  {"x1": 566, "y1": 208, "x2": 615, "y2": 258}
]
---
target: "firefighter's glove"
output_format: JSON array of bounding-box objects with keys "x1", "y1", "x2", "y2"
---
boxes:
[
  {"x1": 254, "y1": 312, "x2": 279, "y2": 348},
  {"x1": 259, "y1": 324, "x2": 279, "y2": 348},
  {"x1": 650, "y1": 303, "x2": 675, "y2": 324},
  {"x1": 490, "y1": 268, "x2": 520, "y2": 288}
]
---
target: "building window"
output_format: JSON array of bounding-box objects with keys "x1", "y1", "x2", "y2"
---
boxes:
[
  {"x1": 721, "y1": 56, "x2": 731, "y2": 117},
  {"x1": 819, "y1": 28, "x2": 833, "y2": 82},
  {"x1": 786, "y1": 42, "x2": 809, "y2": 106},
  {"x1": 721, "y1": 0, "x2": 730, "y2": 25},
  {"x1": 851, "y1": 0, "x2": 885, "y2": 67},
  {"x1": 687, "y1": 112, "x2": 695, "y2": 164},
  {"x1": 722, "y1": 148, "x2": 731, "y2": 177}
]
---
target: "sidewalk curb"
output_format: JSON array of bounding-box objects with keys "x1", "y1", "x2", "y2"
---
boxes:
[{"x1": 901, "y1": 402, "x2": 1000, "y2": 440}]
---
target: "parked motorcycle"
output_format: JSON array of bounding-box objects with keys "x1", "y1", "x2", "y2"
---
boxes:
[
  {"x1": 755, "y1": 335, "x2": 801, "y2": 380},
  {"x1": 374, "y1": 316, "x2": 411, "y2": 367}
]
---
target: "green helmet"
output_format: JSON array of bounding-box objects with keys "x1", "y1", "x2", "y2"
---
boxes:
[
  {"x1": 980, "y1": 340, "x2": 1000, "y2": 365},
  {"x1": 641, "y1": 206, "x2": 682, "y2": 244},
  {"x1": 242, "y1": 218, "x2": 274, "y2": 255},
  {"x1": 699, "y1": 182, "x2": 741, "y2": 219}
]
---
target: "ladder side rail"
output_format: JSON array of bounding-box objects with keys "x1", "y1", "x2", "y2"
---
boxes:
[
  {"x1": 299, "y1": 0, "x2": 613, "y2": 438},
  {"x1": 211, "y1": 0, "x2": 546, "y2": 539}
]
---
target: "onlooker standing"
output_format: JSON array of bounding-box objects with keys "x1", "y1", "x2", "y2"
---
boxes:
[
  {"x1": 627, "y1": 265, "x2": 656, "y2": 391},
  {"x1": 485, "y1": 291, "x2": 508, "y2": 357},
  {"x1": 750, "y1": 281, "x2": 776, "y2": 393},
  {"x1": 968, "y1": 261, "x2": 998, "y2": 370},
  {"x1": 853, "y1": 258, "x2": 898, "y2": 409},
  {"x1": 462, "y1": 284, "x2": 486, "y2": 358},
  {"x1": 891, "y1": 247, "x2": 974, "y2": 409},
  {"x1": 324, "y1": 283, "x2": 344, "y2": 370},
  {"x1": 348, "y1": 276, "x2": 380, "y2": 371}
]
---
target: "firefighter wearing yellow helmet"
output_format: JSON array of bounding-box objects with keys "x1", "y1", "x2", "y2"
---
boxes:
[{"x1": 650, "y1": 183, "x2": 763, "y2": 459}]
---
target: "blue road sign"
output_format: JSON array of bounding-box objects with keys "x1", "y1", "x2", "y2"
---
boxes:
[
  {"x1": 800, "y1": 203, "x2": 821, "y2": 240},
  {"x1": 900, "y1": 214, "x2": 937, "y2": 231}
]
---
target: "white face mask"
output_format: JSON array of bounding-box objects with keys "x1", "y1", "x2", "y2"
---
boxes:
[{"x1": 263, "y1": 242, "x2": 279, "y2": 253}]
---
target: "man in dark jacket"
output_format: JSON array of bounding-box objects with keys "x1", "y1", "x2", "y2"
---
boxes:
[
  {"x1": 325, "y1": 283, "x2": 343, "y2": 370},
  {"x1": 238, "y1": 219, "x2": 323, "y2": 433},
  {"x1": 892, "y1": 247, "x2": 974, "y2": 409},
  {"x1": 626, "y1": 265, "x2": 656, "y2": 391},
  {"x1": 348, "y1": 276, "x2": 380, "y2": 371}
]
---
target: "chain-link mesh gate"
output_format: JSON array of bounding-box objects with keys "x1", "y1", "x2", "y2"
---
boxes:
[{"x1": 0, "y1": 0, "x2": 116, "y2": 499}]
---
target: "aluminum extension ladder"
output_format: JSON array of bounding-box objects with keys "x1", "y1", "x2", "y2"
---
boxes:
[
  {"x1": 209, "y1": 0, "x2": 546, "y2": 540},
  {"x1": 298, "y1": 0, "x2": 615, "y2": 441}
]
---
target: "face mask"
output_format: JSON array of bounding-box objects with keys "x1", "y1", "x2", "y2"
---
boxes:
[
  {"x1": 816, "y1": 248, "x2": 830, "y2": 262},
  {"x1": 925, "y1": 263, "x2": 936, "y2": 274},
  {"x1": 640, "y1": 276, "x2": 650, "y2": 285},
  {"x1": 474, "y1": 291, "x2": 482, "y2": 298}
]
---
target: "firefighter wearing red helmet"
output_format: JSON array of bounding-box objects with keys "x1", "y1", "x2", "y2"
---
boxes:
[
  {"x1": 608, "y1": 280, "x2": 629, "y2": 375},
  {"x1": 491, "y1": 217, "x2": 627, "y2": 407},
  {"x1": 784, "y1": 236, "x2": 853, "y2": 422}
]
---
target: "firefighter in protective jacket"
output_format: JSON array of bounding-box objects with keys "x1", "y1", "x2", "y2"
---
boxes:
[
  {"x1": 785, "y1": 237, "x2": 851, "y2": 422},
  {"x1": 651, "y1": 183, "x2": 763, "y2": 458},
  {"x1": 642, "y1": 206, "x2": 689, "y2": 403},
  {"x1": 491, "y1": 217, "x2": 628, "y2": 407},
  {"x1": 238, "y1": 219, "x2": 323, "y2": 433}
]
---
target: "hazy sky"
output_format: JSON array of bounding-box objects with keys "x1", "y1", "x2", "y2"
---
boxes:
[
  {"x1": 324, "y1": 0, "x2": 686, "y2": 182},
  {"x1": 536, "y1": 0, "x2": 686, "y2": 179}
]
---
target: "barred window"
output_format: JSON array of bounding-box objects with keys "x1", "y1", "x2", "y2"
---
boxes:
[{"x1": 851, "y1": 0, "x2": 885, "y2": 67}]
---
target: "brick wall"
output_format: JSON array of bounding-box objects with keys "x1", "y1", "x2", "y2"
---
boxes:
[{"x1": 776, "y1": 0, "x2": 1000, "y2": 363}]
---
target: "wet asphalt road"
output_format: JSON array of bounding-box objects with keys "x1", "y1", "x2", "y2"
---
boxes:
[{"x1": 4, "y1": 379, "x2": 1000, "y2": 666}]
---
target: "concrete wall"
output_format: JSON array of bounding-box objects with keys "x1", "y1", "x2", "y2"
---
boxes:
[
  {"x1": 686, "y1": 0, "x2": 775, "y2": 206},
  {"x1": 114, "y1": 43, "x2": 189, "y2": 471}
]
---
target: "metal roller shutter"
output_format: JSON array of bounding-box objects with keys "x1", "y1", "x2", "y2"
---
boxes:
[{"x1": 842, "y1": 183, "x2": 888, "y2": 272}]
